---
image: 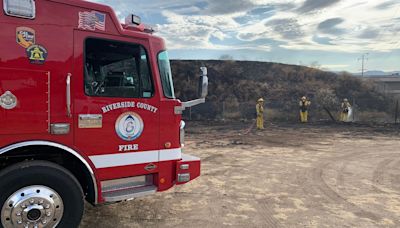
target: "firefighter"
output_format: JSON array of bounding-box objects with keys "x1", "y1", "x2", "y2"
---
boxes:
[
  {"x1": 299, "y1": 96, "x2": 311, "y2": 123},
  {"x1": 256, "y1": 98, "x2": 264, "y2": 130},
  {"x1": 340, "y1": 98, "x2": 351, "y2": 122}
]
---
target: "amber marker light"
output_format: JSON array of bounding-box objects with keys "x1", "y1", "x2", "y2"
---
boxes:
[
  {"x1": 164, "y1": 142, "x2": 172, "y2": 148},
  {"x1": 160, "y1": 178, "x2": 166, "y2": 184}
]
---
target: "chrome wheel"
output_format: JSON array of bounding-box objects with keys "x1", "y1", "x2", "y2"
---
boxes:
[{"x1": 1, "y1": 186, "x2": 64, "y2": 228}]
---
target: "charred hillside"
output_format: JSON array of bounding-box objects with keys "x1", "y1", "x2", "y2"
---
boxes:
[{"x1": 171, "y1": 60, "x2": 393, "y2": 122}]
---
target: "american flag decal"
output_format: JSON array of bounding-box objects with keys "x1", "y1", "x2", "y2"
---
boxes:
[{"x1": 78, "y1": 11, "x2": 106, "y2": 31}]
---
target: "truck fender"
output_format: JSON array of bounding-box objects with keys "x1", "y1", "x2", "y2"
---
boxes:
[{"x1": 0, "y1": 141, "x2": 98, "y2": 204}]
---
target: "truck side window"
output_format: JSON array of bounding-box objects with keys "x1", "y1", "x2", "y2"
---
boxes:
[{"x1": 85, "y1": 38, "x2": 153, "y2": 98}]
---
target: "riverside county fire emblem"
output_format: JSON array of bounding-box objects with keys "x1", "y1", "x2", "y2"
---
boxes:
[
  {"x1": 115, "y1": 112, "x2": 144, "y2": 141},
  {"x1": 16, "y1": 27, "x2": 35, "y2": 48},
  {"x1": 26, "y1": 44, "x2": 48, "y2": 64}
]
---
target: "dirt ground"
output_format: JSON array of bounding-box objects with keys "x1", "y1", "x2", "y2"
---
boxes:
[{"x1": 81, "y1": 121, "x2": 400, "y2": 228}]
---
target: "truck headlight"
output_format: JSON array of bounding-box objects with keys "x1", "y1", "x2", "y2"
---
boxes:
[{"x1": 180, "y1": 120, "x2": 185, "y2": 147}]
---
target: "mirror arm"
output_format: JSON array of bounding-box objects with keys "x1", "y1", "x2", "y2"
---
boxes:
[
  {"x1": 183, "y1": 98, "x2": 205, "y2": 108},
  {"x1": 174, "y1": 98, "x2": 205, "y2": 114},
  {"x1": 174, "y1": 66, "x2": 208, "y2": 115}
]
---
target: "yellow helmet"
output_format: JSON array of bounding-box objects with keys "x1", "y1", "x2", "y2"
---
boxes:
[{"x1": 257, "y1": 98, "x2": 264, "y2": 102}]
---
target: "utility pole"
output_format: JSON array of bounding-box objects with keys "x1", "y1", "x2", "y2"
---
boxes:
[{"x1": 358, "y1": 53, "x2": 369, "y2": 77}]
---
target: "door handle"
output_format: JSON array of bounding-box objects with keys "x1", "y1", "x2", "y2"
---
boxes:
[{"x1": 66, "y1": 73, "x2": 71, "y2": 117}]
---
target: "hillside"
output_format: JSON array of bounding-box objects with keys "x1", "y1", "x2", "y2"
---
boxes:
[{"x1": 171, "y1": 60, "x2": 394, "y2": 122}]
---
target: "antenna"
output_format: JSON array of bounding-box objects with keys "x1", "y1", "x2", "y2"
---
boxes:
[{"x1": 358, "y1": 53, "x2": 369, "y2": 77}]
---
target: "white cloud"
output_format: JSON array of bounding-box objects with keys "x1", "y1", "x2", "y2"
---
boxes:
[
  {"x1": 89, "y1": 0, "x2": 400, "y2": 71},
  {"x1": 156, "y1": 10, "x2": 243, "y2": 50},
  {"x1": 91, "y1": 0, "x2": 400, "y2": 53},
  {"x1": 321, "y1": 64, "x2": 350, "y2": 69}
]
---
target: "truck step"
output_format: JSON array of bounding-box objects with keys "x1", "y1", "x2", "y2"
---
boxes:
[
  {"x1": 101, "y1": 175, "x2": 157, "y2": 202},
  {"x1": 102, "y1": 185, "x2": 157, "y2": 202}
]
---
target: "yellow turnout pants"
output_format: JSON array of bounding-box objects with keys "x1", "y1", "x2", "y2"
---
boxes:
[
  {"x1": 340, "y1": 112, "x2": 348, "y2": 122},
  {"x1": 300, "y1": 111, "x2": 308, "y2": 123},
  {"x1": 256, "y1": 115, "x2": 264, "y2": 129}
]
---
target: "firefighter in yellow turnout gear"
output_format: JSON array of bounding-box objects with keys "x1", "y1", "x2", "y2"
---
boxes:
[
  {"x1": 340, "y1": 98, "x2": 351, "y2": 122},
  {"x1": 256, "y1": 98, "x2": 264, "y2": 130},
  {"x1": 299, "y1": 96, "x2": 311, "y2": 123}
]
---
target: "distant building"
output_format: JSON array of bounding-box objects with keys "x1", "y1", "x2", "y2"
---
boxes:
[{"x1": 361, "y1": 75, "x2": 400, "y2": 99}]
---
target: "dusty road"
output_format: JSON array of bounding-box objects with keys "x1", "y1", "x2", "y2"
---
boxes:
[{"x1": 81, "y1": 121, "x2": 400, "y2": 228}]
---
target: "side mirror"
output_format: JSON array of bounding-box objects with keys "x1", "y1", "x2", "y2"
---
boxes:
[
  {"x1": 175, "y1": 66, "x2": 209, "y2": 114},
  {"x1": 198, "y1": 67, "x2": 208, "y2": 98}
]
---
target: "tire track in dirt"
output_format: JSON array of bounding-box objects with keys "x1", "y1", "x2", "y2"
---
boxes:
[
  {"x1": 336, "y1": 161, "x2": 348, "y2": 191},
  {"x1": 190, "y1": 148, "x2": 282, "y2": 227},
  {"x1": 171, "y1": 192, "x2": 281, "y2": 227},
  {"x1": 299, "y1": 151, "x2": 382, "y2": 221},
  {"x1": 312, "y1": 161, "x2": 381, "y2": 221},
  {"x1": 372, "y1": 158, "x2": 397, "y2": 193},
  {"x1": 390, "y1": 160, "x2": 400, "y2": 191},
  {"x1": 255, "y1": 198, "x2": 280, "y2": 228}
]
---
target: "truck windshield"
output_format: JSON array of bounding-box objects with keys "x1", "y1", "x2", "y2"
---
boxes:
[{"x1": 158, "y1": 51, "x2": 175, "y2": 99}]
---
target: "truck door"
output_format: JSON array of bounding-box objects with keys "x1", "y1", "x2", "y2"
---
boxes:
[{"x1": 73, "y1": 31, "x2": 159, "y2": 174}]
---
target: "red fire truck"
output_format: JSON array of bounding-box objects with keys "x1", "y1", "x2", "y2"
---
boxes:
[{"x1": 0, "y1": 0, "x2": 208, "y2": 227}]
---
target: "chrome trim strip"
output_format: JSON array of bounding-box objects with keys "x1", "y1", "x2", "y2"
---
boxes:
[{"x1": 0, "y1": 141, "x2": 98, "y2": 204}]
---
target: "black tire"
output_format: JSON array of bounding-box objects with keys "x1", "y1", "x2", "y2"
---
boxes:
[{"x1": 0, "y1": 160, "x2": 84, "y2": 228}]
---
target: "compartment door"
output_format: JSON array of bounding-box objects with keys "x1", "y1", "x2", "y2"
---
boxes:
[{"x1": 0, "y1": 68, "x2": 49, "y2": 135}]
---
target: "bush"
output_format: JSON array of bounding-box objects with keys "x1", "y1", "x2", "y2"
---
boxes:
[{"x1": 172, "y1": 60, "x2": 394, "y2": 122}]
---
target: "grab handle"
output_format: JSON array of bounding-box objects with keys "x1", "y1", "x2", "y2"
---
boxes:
[{"x1": 66, "y1": 73, "x2": 71, "y2": 117}]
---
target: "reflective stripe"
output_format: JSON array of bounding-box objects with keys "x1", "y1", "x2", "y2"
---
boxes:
[
  {"x1": 159, "y1": 148, "x2": 182, "y2": 161},
  {"x1": 89, "y1": 148, "x2": 182, "y2": 169}
]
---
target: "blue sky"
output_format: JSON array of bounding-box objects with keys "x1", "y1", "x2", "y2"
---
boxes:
[{"x1": 90, "y1": 0, "x2": 400, "y2": 73}]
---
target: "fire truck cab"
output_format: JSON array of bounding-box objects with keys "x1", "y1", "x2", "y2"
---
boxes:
[{"x1": 0, "y1": 0, "x2": 207, "y2": 227}]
